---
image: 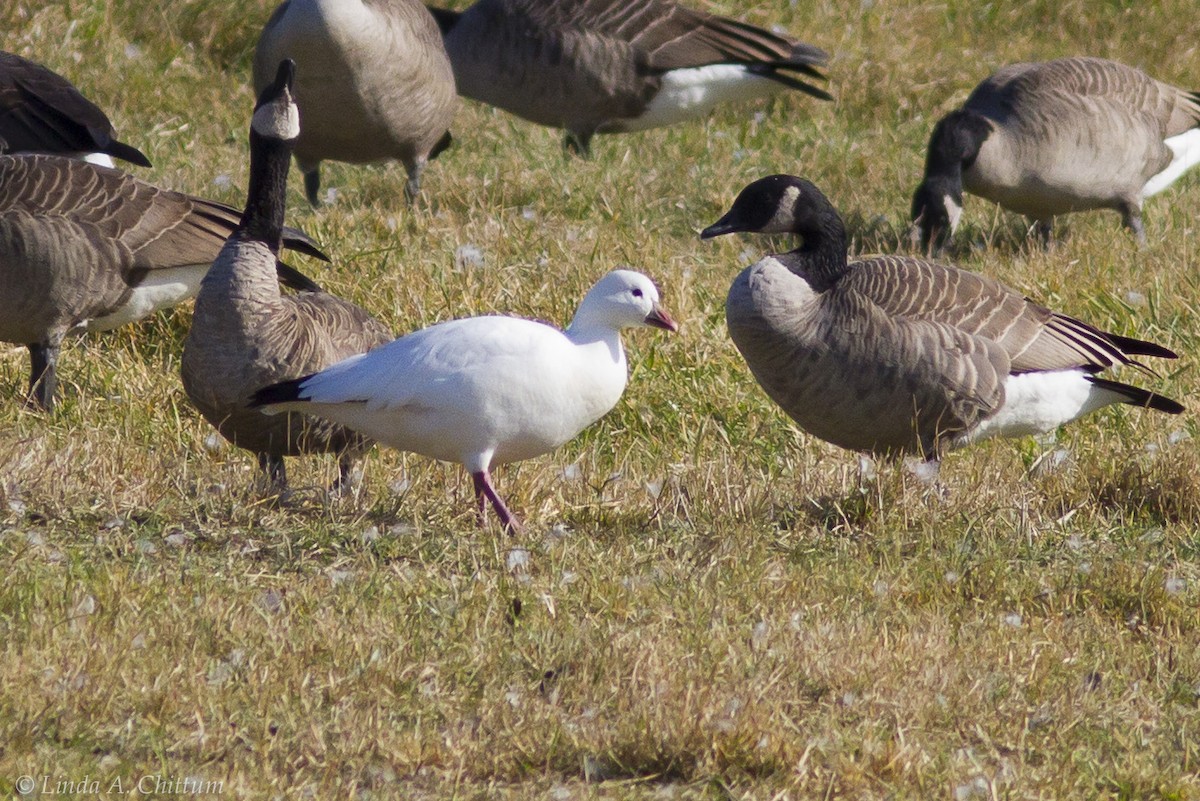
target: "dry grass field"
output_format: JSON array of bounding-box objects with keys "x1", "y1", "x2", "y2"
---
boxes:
[{"x1": 2, "y1": 0, "x2": 1199, "y2": 798}]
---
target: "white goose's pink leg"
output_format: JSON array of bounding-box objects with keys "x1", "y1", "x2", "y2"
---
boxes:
[{"x1": 471, "y1": 471, "x2": 522, "y2": 533}]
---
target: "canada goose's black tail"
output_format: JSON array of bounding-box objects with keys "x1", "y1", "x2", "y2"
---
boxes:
[
  {"x1": 250, "y1": 375, "x2": 315, "y2": 409},
  {"x1": 1087, "y1": 376, "x2": 1184, "y2": 414},
  {"x1": 426, "y1": 6, "x2": 460, "y2": 36},
  {"x1": 101, "y1": 137, "x2": 152, "y2": 167},
  {"x1": 744, "y1": 41, "x2": 832, "y2": 101},
  {"x1": 274, "y1": 262, "x2": 323, "y2": 293},
  {"x1": 1104, "y1": 330, "x2": 1178, "y2": 362},
  {"x1": 1188, "y1": 90, "x2": 1200, "y2": 120},
  {"x1": 754, "y1": 67, "x2": 833, "y2": 101}
]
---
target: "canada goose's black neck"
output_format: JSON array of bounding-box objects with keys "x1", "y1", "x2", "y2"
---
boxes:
[
  {"x1": 239, "y1": 128, "x2": 291, "y2": 252},
  {"x1": 922, "y1": 109, "x2": 990, "y2": 187},
  {"x1": 792, "y1": 197, "x2": 851, "y2": 288},
  {"x1": 426, "y1": 5, "x2": 460, "y2": 35}
]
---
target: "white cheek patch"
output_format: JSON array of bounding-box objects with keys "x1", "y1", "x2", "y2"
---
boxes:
[
  {"x1": 944, "y1": 194, "x2": 963, "y2": 234},
  {"x1": 251, "y1": 98, "x2": 301, "y2": 140},
  {"x1": 765, "y1": 185, "x2": 801, "y2": 233}
]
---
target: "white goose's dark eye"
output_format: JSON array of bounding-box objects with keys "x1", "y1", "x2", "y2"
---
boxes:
[{"x1": 632, "y1": 288, "x2": 644, "y2": 298}]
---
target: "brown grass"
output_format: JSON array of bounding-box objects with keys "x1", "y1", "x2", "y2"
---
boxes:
[{"x1": 2, "y1": 0, "x2": 1199, "y2": 798}]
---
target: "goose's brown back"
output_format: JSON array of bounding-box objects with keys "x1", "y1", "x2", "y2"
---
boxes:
[
  {"x1": 441, "y1": 0, "x2": 826, "y2": 134},
  {"x1": 961, "y1": 57, "x2": 1200, "y2": 218}
]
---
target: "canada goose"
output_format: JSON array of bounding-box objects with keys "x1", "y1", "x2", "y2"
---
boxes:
[
  {"x1": 183, "y1": 61, "x2": 392, "y2": 490},
  {"x1": 0, "y1": 154, "x2": 327, "y2": 411},
  {"x1": 912, "y1": 57, "x2": 1200, "y2": 250},
  {"x1": 703, "y1": 175, "x2": 1182, "y2": 471},
  {"x1": 427, "y1": 0, "x2": 831, "y2": 155},
  {"x1": 253, "y1": 0, "x2": 458, "y2": 206},
  {"x1": 251, "y1": 269, "x2": 677, "y2": 531},
  {"x1": 0, "y1": 49, "x2": 151, "y2": 168}
]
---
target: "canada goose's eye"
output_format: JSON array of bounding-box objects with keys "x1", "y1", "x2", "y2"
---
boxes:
[{"x1": 632, "y1": 288, "x2": 644, "y2": 298}]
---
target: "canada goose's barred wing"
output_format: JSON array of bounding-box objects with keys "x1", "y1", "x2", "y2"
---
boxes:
[
  {"x1": 0, "y1": 156, "x2": 218, "y2": 267},
  {"x1": 0, "y1": 155, "x2": 328, "y2": 272},
  {"x1": 0, "y1": 50, "x2": 150, "y2": 166},
  {"x1": 968, "y1": 57, "x2": 1200, "y2": 136},
  {"x1": 508, "y1": 0, "x2": 827, "y2": 75},
  {"x1": 842, "y1": 255, "x2": 1172, "y2": 374},
  {"x1": 283, "y1": 291, "x2": 393, "y2": 366},
  {"x1": 185, "y1": 196, "x2": 331, "y2": 262}
]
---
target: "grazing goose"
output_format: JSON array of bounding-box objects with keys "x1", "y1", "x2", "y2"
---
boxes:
[
  {"x1": 0, "y1": 154, "x2": 327, "y2": 411},
  {"x1": 703, "y1": 175, "x2": 1182, "y2": 470},
  {"x1": 251, "y1": 269, "x2": 678, "y2": 531},
  {"x1": 428, "y1": 0, "x2": 831, "y2": 155},
  {"x1": 912, "y1": 57, "x2": 1200, "y2": 250},
  {"x1": 253, "y1": 0, "x2": 457, "y2": 206},
  {"x1": 182, "y1": 60, "x2": 392, "y2": 490},
  {"x1": 0, "y1": 50, "x2": 151, "y2": 168}
]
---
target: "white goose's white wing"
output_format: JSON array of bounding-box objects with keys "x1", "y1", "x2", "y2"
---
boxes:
[{"x1": 299, "y1": 315, "x2": 566, "y2": 411}]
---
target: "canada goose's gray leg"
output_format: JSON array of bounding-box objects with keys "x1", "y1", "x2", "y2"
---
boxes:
[
  {"x1": 1120, "y1": 202, "x2": 1147, "y2": 247},
  {"x1": 303, "y1": 168, "x2": 322, "y2": 208},
  {"x1": 27, "y1": 339, "x2": 60, "y2": 411},
  {"x1": 331, "y1": 454, "x2": 360, "y2": 495},
  {"x1": 563, "y1": 129, "x2": 593, "y2": 158},
  {"x1": 258, "y1": 452, "x2": 288, "y2": 489},
  {"x1": 403, "y1": 160, "x2": 425, "y2": 205},
  {"x1": 1033, "y1": 218, "x2": 1055, "y2": 249},
  {"x1": 472, "y1": 470, "x2": 522, "y2": 534}
]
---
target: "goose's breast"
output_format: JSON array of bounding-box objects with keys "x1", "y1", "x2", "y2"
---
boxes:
[
  {"x1": 263, "y1": 0, "x2": 453, "y2": 160},
  {"x1": 726, "y1": 259, "x2": 953, "y2": 455}
]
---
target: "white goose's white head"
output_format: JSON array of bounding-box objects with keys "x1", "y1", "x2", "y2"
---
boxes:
[
  {"x1": 251, "y1": 59, "x2": 300, "y2": 142},
  {"x1": 570, "y1": 269, "x2": 678, "y2": 334}
]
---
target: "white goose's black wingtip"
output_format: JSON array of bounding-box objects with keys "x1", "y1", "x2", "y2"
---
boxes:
[{"x1": 249, "y1": 375, "x2": 312, "y2": 410}]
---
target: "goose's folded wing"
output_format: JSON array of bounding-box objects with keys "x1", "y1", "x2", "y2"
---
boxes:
[
  {"x1": 298, "y1": 317, "x2": 561, "y2": 410},
  {"x1": 843, "y1": 255, "x2": 1169, "y2": 374},
  {"x1": 967, "y1": 57, "x2": 1200, "y2": 136},
  {"x1": 817, "y1": 290, "x2": 1011, "y2": 441},
  {"x1": 0, "y1": 51, "x2": 148, "y2": 163},
  {"x1": 511, "y1": 0, "x2": 826, "y2": 74}
]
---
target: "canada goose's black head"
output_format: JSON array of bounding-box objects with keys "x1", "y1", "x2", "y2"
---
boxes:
[
  {"x1": 910, "y1": 175, "x2": 962, "y2": 253},
  {"x1": 251, "y1": 59, "x2": 300, "y2": 144},
  {"x1": 911, "y1": 109, "x2": 990, "y2": 250},
  {"x1": 701, "y1": 175, "x2": 836, "y2": 240}
]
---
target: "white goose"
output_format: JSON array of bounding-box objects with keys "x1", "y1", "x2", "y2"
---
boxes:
[{"x1": 251, "y1": 269, "x2": 677, "y2": 530}]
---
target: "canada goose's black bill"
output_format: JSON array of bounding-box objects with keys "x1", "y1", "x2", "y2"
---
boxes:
[
  {"x1": 272, "y1": 58, "x2": 295, "y2": 95},
  {"x1": 644, "y1": 305, "x2": 679, "y2": 332},
  {"x1": 700, "y1": 214, "x2": 743, "y2": 239},
  {"x1": 910, "y1": 178, "x2": 960, "y2": 253}
]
